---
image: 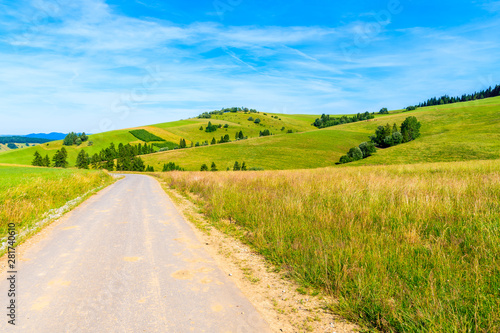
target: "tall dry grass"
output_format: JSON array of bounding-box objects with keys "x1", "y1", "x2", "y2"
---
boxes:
[
  {"x1": 0, "y1": 168, "x2": 113, "y2": 239},
  {"x1": 156, "y1": 160, "x2": 500, "y2": 332}
]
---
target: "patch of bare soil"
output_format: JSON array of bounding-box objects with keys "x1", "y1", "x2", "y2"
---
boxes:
[{"x1": 161, "y1": 184, "x2": 360, "y2": 333}]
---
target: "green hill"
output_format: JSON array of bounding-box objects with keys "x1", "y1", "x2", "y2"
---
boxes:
[{"x1": 1, "y1": 97, "x2": 499, "y2": 170}]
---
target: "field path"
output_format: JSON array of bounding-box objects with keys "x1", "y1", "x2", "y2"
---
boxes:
[{"x1": 0, "y1": 174, "x2": 271, "y2": 332}]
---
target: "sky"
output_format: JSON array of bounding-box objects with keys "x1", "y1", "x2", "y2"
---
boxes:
[{"x1": 0, "y1": 0, "x2": 499, "y2": 134}]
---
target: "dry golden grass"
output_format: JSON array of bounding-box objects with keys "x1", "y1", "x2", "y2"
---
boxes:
[
  {"x1": 0, "y1": 166, "x2": 114, "y2": 241},
  {"x1": 154, "y1": 159, "x2": 500, "y2": 332}
]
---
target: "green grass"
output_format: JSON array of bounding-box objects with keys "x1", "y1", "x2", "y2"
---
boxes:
[
  {"x1": 129, "y1": 129, "x2": 165, "y2": 142},
  {"x1": 154, "y1": 158, "x2": 500, "y2": 332},
  {"x1": 2, "y1": 97, "x2": 499, "y2": 170},
  {"x1": 0, "y1": 165, "x2": 114, "y2": 243}
]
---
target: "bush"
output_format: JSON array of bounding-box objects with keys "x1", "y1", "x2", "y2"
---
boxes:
[
  {"x1": 248, "y1": 117, "x2": 254, "y2": 121},
  {"x1": 347, "y1": 147, "x2": 363, "y2": 161},
  {"x1": 339, "y1": 155, "x2": 352, "y2": 164},
  {"x1": 254, "y1": 118, "x2": 261, "y2": 124},
  {"x1": 379, "y1": 107, "x2": 389, "y2": 114},
  {"x1": 200, "y1": 164, "x2": 208, "y2": 171},
  {"x1": 359, "y1": 142, "x2": 377, "y2": 157}
]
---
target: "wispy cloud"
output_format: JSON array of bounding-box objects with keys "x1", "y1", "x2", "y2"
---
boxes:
[{"x1": 0, "y1": 0, "x2": 499, "y2": 133}]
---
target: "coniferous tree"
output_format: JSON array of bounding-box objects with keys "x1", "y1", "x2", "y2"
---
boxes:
[
  {"x1": 241, "y1": 162, "x2": 247, "y2": 171},
  {"x1": 75, "y1": 150, "x2": 89, "y2": 169},
  {"x1": 401, "y1": 116, "x2": 421, "y2": 143},
  {"x1": 211, "y1": 137, "x2": 216, "y2": 145},
  {"x1": 200, "y1": 164, "x2": 208, "y2": 171},
  {"x1": 239, "y1": 131, "x2": 244, "y2": 139},
  {"x1": 32, "y1": 151, "x2": 43, "y2": 166},
  {"x1": 233, "y1": 161, "x2": 240, "y2": 171},
  {"x1": 210, "y1": 162, "x2": 217, "y2": 171},
  {"x1": 52, "y1": 149, "x2": 68, "y2": 168},
  {"x1": 43, "y1": 154, "x2": 51, "y2": 167}
]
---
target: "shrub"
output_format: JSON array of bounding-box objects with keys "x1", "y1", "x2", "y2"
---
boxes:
[
  {"x1": 248, "y1": 117, "x2": 254, "y2": 121},
  {"x1": 359, "y1": 142, "x2": 377, "y2": 157},
  {"x1": 347, "y1": 147, "x2": 363, "y2": 161},
  {"x1": 254, "y1": 118, "x2": 261, "y2": 124},
  {"x1": 200, "y1": 164, "x2": 208, "y2": 171},
  {"x1": 339, "y1": 155, "x2": 352, "y2": 164}
]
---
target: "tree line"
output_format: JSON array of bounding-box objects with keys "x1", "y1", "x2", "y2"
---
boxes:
[
  {"x1": 339, "y1": 116, "x2": 421, "y2": 164},
  {"x1": 0, "y1": 136, "x2": 50, "y2": 144},
  {"x1": 313, "y1": 111, "x2": 375, "y2": 128},
  {"x1": 411, "y1": 84, "x2": 500, "y2": 109}
]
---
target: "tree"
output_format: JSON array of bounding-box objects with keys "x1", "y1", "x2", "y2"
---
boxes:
[
  {"x1": 52, "y1": 149, "x2": 68, "y2": 168},
  {"x1": 392, "y1": 123, "x2": 398, "y2": 133},
  {"x1": 254, "y1": 118, "x2": 261, "y2": 124},
  {"x1": 131, "y1": 156, "x2": 145, "y2": 171},
  {"x1": 392, "y1": 131, "x2": 403, "y2": 145},
  {"x1": 379, "y1": 107, "x2": 389, "y2": 114},
  {"x1": 199, "y1": 126, "x2": 203, "y2": 130},
  {"x1": 32, "y1": 151, "x2": 43, "y2": 166},
  {"x1": 241, "y1": 162, "x2": 247, "y2": 171},
  {"x1": 80, "y1": 132, "x2": 88, "y2": 142},
  {"x1": 210, "y1": 162, "x2": 217, "y2": 171},
  {"x1": 43, "y1": 154, "x2": 51, "y2": 167},
  {"x1": 90, "y1": 153, "x2": 101, "y2": 169},
  {"x1": 359, "y1": 142, "x2": 376, "y2": 158},
  {"x1": 238, "y1": 131, "x2": 244, "y2": 139},
  {"x1": 75, "y1": 150, "x2": 89, "y2": 169},
  {"x1": 248, "y1": 117, "x2": 254, "y2": 121},
  {"x1": 75, "y1": 137, "x2": 82, "y2": 146},
  {"x1": 179, "y1": 139, "x2": 187, "y2": 149},
  {"x1": 400, "y1": 116, "x2": 421, "y2": 142},
  {"x1": 233, "y1": 161, "x2": 240, "y2": 171},
  {"x1": 211, "y1": 137, "x2": 216, "y2": 145},
  {"x1": 63, "y1": 132, "x2": 77, "y2": 146},
  {"x1": 223, "y1": 124, "x2": 229, "y2": 128},
  {"x1": 347, "y1": 147, "x2": 363, "y2": 161},
  {"x1": 200, "y1": 164, "x2": 208, "y2": 171}
]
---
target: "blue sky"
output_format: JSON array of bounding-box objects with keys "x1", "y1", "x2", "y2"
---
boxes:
[{"x1": 0, "y1": 0, "x2": 499, "y2": 134}]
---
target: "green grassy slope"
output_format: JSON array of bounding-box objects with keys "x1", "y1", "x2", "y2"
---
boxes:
[
  {"x1": 2, "y1": 97, "x2": 498, "y2": 170},
  {"x1": 142, "y1": 97, "x2": 500, "y2": 170},
  {"x1": 0, "y1": 111, "x2": 318, "y2": 167}
]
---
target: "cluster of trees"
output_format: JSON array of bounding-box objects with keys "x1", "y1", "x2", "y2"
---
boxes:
[
  {"x1": 198, "y1": 107, "x2": 258, "y2": 118},
  {"x1": 0, "y1": 136, "x2": 50, "y2": 144},
  {"x1": 162, "y1": 162, "x2": 184, "y2": 171},
  {"x1": 370, "y1": 116, "x2": 421, "y2": 147},
  {"x1": 416, "y1": 84, "x2": 500, "y2": 108},
  {"x1": 235, "y1": 131, "x2": 246, "y2": 140},
  {"x1": 179, "y1": 139, "x2": 188, "y2": 148},
  {"x1": 200, "y1": 161, "x2": 248, "y2": 171},
  {"x1": 313, "y1": 112, "x2": 374, "y2": 128},
  {"x1": 7, "y1": 143, "x2": 17, "y2": 149},
  {"x1": 259, "y1": 129, "x2": 272, "y2": 137},
  {"x1": 379, "y1": 108, "x2": 389, "y2": 114},
  {"x1": 339, "y1": 116, "x2": 421, "y2": 164},
  {"x1": 32, "y1": 148, "x2": 69, "y2": 168},
  {"x1": 129, "y1": 129, "x2": 165, "y2": 142},
  {"x1": 32, "y1": 151, "x2": 54, "y2": 167},
  {"x1": 63, "y1": 132, "x2": 89, "y2": 146},
  {"x1": 339, "y1": 142, "x2": 377, "y2": 164},
  {"x1": 76, "y1": 142, "x2": 156, "y2": 171}
]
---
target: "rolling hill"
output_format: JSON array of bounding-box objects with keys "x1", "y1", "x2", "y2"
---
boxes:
[{"x1": 0, "y1": 97, "x2": 499, "y2": 170}]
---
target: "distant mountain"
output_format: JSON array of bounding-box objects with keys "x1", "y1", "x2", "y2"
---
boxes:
[{"x1": 24, "y1": 132, "x2": 67, "y2": 140}]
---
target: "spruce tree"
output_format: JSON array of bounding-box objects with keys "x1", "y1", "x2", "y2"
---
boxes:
[
  {"x1": 76, "y1": 150, "x2": 89, "y2": 169},
  {"x1": 200, "y1": 164, "x2": 208, "y2": 171},
  {"x1": 32, "y1": 151, "x2": 43, "y2": 166},
  {"x1": 211, "y1": 137, "x2": 216, "y2": 145},
  {"x1": 241, "y1": 162, "x2": 247, "y2": 171},
  {"x1": 43, "y1": 154, "x2": 51, "y2": 167},
  {"x1": 233, "y1": 161, "x2": 240, "y2": 171},
  {"x1": 210, "y1": 162, "x2": 217, "y2": 171}
]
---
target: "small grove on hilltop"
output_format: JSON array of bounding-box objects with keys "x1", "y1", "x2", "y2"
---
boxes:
[
  {"x1": 339, "y1": 116, "x2": 421, "y2": 164},
  {"x1": 63, "y1": 132, "x2": 90, "y2": 146}
]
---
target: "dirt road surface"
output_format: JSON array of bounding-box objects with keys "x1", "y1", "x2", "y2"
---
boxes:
[{"x1": 0, "y1": 174, "x2": 271, "y2": 332}]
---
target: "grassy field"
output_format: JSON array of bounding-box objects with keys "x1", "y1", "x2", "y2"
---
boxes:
[
  {"x1": 0, "y1": 165, "x2": 114, "y2": 246},
  {"x1": 142, "y1": 97, "x2": 500, "y2": 170},
  {"x1": 153, "y1": 159, "x2": 500, "y2": 332}
]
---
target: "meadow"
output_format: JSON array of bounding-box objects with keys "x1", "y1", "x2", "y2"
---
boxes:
[
  {"x1": 0, "y1": 166, "x2": 114, "y2": 249},
  {"x1": 153, "y1": 159, "x2": 500, "y2": 332}
]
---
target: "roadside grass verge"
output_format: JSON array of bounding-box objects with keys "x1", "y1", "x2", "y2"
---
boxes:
[
  {"x1": 0, "y1": 166, "x2": 115, "y2": 254},
  {"x1": 154, "y1": 159, "x2": 500, "y2": 332}
]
